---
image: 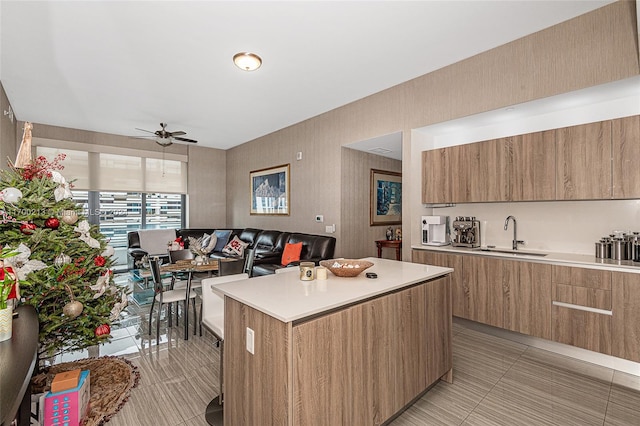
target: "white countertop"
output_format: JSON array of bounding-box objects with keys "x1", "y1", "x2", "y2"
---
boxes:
[
  {"x1": 215, "y1": 257, "x2": 453, "y2": 323},
  {"x1": 412, "y1": 244, "x2": 640, "y2": 274}
]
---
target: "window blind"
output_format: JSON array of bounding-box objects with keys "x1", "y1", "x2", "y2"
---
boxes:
[{"x1": 35, "y1": 144, "x2": 188, "y2": 194}]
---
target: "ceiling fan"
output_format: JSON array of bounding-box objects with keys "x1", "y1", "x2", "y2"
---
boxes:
[{"x1": 135, "y1": 122, "x2": 198, "y2": 146}]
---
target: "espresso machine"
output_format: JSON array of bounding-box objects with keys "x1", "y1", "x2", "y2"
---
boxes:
[
  {"x1": 452, "y1": 216, "x2": 481, "y2": 248},
  {"x1": 421, "y1": 216, "x2": 450, "y2": 246}
]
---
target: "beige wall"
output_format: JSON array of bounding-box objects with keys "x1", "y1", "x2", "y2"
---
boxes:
[
  {"x1": 0, "y1": 82, "x2": 17, "y2": 170},
  {"x1": 226, "y1": 1, "x2": 640, "y2": 258},
  {"x1": 341, "y1": 147, "x2": 402, "y2": 259},
  {"x1": 187, "y1": 144, "x2": 227, "y2": 227}
]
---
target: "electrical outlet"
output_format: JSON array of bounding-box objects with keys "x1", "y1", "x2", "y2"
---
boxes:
[
  {"x1": 246, "y1": 327, "x2": 254, "y2": 354},
  {"x1": 315, "y1": 215, "x2": 323, "y2": 223},
  {"x1": 325, "y1": 224, "x2": 335, "y2": 233}
]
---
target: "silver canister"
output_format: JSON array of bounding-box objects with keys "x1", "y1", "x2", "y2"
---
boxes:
[
  {"x1": 625, "y1": 234, "x2": 635, "y2": 260},
  {"x1": 595, "y1": 240, "x2": 610, "y2": 259},
  {"x1": 611, "y1": 238, "x2": 628, "y2": 261}
]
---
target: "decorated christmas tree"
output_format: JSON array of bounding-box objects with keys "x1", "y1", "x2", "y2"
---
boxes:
[{"x1": 0, "y1": 123, "x2": 126, "y2": 360}]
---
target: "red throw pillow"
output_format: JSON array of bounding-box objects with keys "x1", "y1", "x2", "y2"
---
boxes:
[{"x1": 281, "y1": 242, "x2": 303, "y2": 266}]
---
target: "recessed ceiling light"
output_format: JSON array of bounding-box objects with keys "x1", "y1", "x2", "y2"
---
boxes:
[{"x1": 233, "y1": 52, "x2": 262, "y2": 71}]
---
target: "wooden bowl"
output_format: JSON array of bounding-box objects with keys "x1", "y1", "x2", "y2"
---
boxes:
[{"x1": 319, "y1": 259, "x2": 374, "y2": 277}]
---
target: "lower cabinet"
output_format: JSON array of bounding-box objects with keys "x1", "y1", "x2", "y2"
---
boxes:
[
  {"x1": 412, "y1": 250, "x2": 640, "y2": 363},
  {"x1": 612, "y1": 272, "x2": 640, "y2": 362},
  {"x1": 461, "y1": 256, "x2": 505, "y2": 328},
  {"x1": 552, "y1": 304, "x2": 611, "y2": 354},
  {"x1": 504, "y1": 262, "x2": 552, "y2": 340},
  {"x1": 224, "y1": 273, "x2": 453, "y2": 426},
  {"x1": 413, "y1": 251, "x2": 552, "y2": 335},
  {"x1": 412, "y1": 250, "x2": 463, "y2": 317},
  {"x1": 292, "y1": 277, "x2": 452, "y2": 425},
  {"x1": 551, "y1": 265, "x2": 612, "y2": 355}
]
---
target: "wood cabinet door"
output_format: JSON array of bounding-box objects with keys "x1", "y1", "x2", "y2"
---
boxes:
[
  {"x1": 612, "y1": 272, "x2": 640, "y2": 362},
  {"x1": 448, "y1": 144, "x2": 469, "y2": 203},
  {"x1": 556, "y1": 120, "x2": 612, "y2": 200},
  {"x1": 422, "y1": 148, "x2": 451, "y2": 204},
  {"x1": 552, "y1": 304, "x2": 611, "y2": 355},
  {"x1": 461, "y1": 256, "x2": 504, "y2": 327},
  {"x1": 293, "y1": 277, "x2": 451, "y2": 426},
  {"x1": 612, "y1": 115, "x2": 640, "y2": 199},
  {"x1": 509, "y1": 131, "x2": 556, "y2": 201},
  {"x1": 412, "y1": 250, "x2": 464, "y2": 318},
  {"x1": 466, "y1": 139, "x2": 509, "y2": 202},
  {"x1": 503, "y1": 261, "x2": 552, "y2": 339}
]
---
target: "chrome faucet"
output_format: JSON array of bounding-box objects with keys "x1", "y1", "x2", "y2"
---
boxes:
[{"x1": 504, "y1": 215, "x2": 524, "y2": 250}]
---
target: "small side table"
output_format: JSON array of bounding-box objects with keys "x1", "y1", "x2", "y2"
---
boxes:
[{"x1": 375, "y1": 240, "x2": 402, "y2": 261}]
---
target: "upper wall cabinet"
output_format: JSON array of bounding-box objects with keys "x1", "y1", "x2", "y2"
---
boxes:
[
  {"x1": 509, "y1": 131, "x2": 556, "y2": 201},
  {"x1": 422, "y1": 140, "x2": 509, "y2": 204},
  {"x1": 556, "y1": 121, "x2": 612, "y2": 200},
  {"x1": 612, "y1": 115, "x2": 640, "y2": 199},
  {"x1": 422, "y1": 148, "x2": 452, "y2": 204},
  {"x1": 422, "y1": 115, "x2": 638, "y2": 204},
  {"x1": 470, "y1": 138, "x2": 509, "y2": 202}
]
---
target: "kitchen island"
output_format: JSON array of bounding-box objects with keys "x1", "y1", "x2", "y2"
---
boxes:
[{"x1": 215, "y1": 257, "x2": 453, "y2": 426}]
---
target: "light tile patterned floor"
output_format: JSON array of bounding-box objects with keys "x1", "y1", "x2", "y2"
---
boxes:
[{"x1": 58, "y1": 278, "x2": 640, "y2": 426}]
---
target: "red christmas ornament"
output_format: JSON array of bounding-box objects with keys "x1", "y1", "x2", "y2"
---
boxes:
[
  {"x1": 44, "y1": 217, "x2": 60, "y2": 230},
  {"x1": 20, "y1": 222, "x2": 37, "y2": 234},
  {"x1": 95, "y1": 324, "x2": 110, "y2": 337},
  {"x1": 94, "y1": 256, "x2": 106, "y2": 267},
  {"x1": 0, "y1": 267, "x2": 17, "y2": 300}
]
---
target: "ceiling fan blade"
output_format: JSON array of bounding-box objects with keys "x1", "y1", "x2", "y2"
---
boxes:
[
  {"x1": 135, "y1": 127, "x2": 156, "y2": 134},
  {"x1": 174, "y1": 136, "x2": 198, "y2": 143},
  {"x1": 169, "y1": 131, "x2": 186, "y2": 136}
]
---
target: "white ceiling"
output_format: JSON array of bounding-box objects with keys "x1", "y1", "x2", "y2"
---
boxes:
[{"x1": 0, "y1": 1, "x2": 615, "y2": 151}]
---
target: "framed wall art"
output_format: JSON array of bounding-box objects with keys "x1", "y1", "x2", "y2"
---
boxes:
[
  {"x1": 370, "y1": 169, "x2": 402, "y2": 226},
  {"x1": 250, "y1": 164, "x2": 290, "y2": 215}
]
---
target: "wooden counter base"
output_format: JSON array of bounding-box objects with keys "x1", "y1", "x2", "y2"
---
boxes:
[{"x1": 223, "y1": 275, "x2": 452, "y2": 426}]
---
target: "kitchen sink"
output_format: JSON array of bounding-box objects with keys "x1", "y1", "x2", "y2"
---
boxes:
[{"x1": 472, "y1": 248, "x2": 548, "y2": 257}]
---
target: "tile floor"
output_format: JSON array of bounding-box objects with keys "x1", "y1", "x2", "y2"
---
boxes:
[{"x1": 57, "y1": 277, "x2": 640, "y2": 426}]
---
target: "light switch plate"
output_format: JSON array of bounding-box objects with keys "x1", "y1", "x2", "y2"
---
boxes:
[{"x1": 246, "y1": 327, "x2": 254, "y2": 354}]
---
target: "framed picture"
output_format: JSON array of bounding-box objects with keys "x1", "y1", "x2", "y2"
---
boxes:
[
  {"x1": 250, "y1": 164, "x2": 290, "y2": 215},
  {"x1": 370, "y1": 169, "x2": 402, "y2": 226}
]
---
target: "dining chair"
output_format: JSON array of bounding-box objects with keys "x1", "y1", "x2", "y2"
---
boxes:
[
  {"x1": 199, "y1": 258, "x2": 244, "y2": 336},
  {"x1": 148, "y1": 256, "x2": 198, "y2": 342},
  {"x1": 168, "y1": 249, "x2": 204, "y2": 290},
  {"x1": 200, "y1": 272, "x2": 249, "y2": 424}
]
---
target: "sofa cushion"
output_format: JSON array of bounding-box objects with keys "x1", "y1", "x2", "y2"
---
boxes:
[
  {"x1": 213, "y1": 230, "x2": 232, "y2": 252},
  {"x1": 138, "y1": 229, "x2": 175, "y2": 256},
  {"x1": 177, "y1": 229, "x2": 216, "y2": 248},
  {"x1": 286, "y1": 233, "x2": 336, "y2": 263},
  {"x1": 281, "y1": 242, "x2": 303, "y2": 266},
  {"x1": 223, "y1": 235, "x2": 249, "y2": 256},
  {"x1": 236, "y1": 228, "x2": 262, "y2": 247}
]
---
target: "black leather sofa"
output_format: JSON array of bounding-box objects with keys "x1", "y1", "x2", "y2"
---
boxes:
[{"x1": 127, "y1": 227, "x2": 336, "y2": 276}]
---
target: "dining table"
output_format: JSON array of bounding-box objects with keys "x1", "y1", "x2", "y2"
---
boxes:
[{"x1": 160, "y1": 259, "x2": 220, "y2": 340}]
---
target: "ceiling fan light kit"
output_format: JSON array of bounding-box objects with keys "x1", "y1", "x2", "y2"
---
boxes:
[
  {"x1": 233, "y1": 52, "x2": 262, "y2": 71},
  {"x1": 155, "y1": 136, "x2": 174, "y2": 147}
]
